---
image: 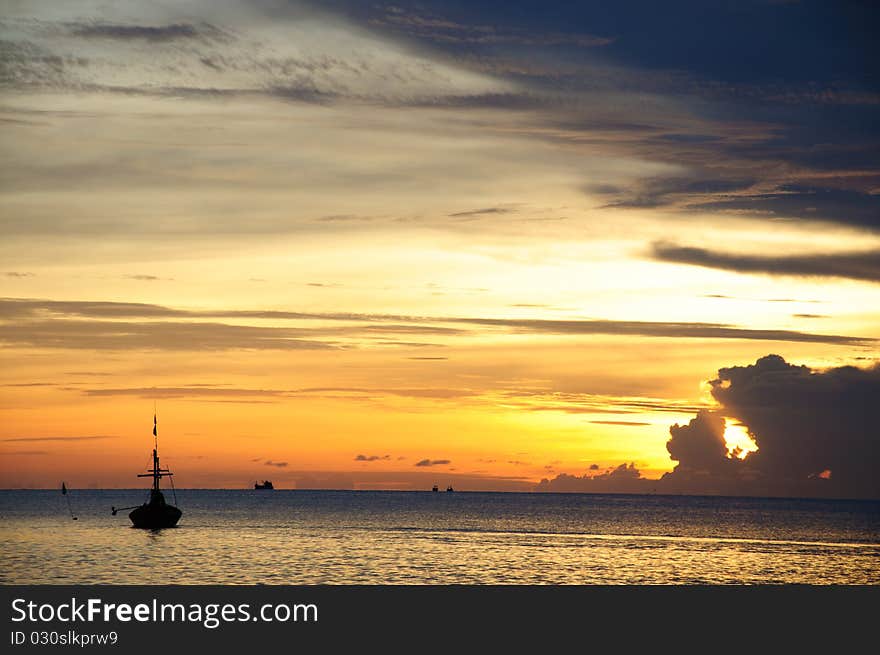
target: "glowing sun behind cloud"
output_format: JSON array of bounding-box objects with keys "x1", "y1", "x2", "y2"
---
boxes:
[{"x1": 723, "y1": 421, "x2": 758, "y2": 460}]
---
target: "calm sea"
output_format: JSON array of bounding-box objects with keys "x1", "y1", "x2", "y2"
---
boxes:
[{"x1": 1, "y1": 490, "x2": 878, "y2": 584}]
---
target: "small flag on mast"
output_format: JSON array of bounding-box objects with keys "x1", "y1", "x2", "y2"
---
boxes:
[{"x1": 153, "y1": 414, "x2": 157, "y2": 437}]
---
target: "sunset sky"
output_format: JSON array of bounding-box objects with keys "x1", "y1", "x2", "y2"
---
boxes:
[{"x1": 1, "y1": 1, "x2": 878, "y2": 496}]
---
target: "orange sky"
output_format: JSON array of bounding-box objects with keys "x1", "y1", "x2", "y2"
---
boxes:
[
  {"x1": 1, "y1": 1, "x2": 878, "y2": 491},
  {"x1": 1, "y1": 309, "x2": 872, "y2": 489}
]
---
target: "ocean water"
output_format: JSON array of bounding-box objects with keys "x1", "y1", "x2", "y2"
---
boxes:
[{"x1": 1, "y1": 490, "x2": 878, "y2": 584}]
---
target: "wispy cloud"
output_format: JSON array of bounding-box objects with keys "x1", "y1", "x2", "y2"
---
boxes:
[
  {"x1": 371, "y1": 5, "x2": 613, "y2": 47},
  {"x1": 689, "y1": 185, "x2": 880, "y2": 232},
  {"x1": 355, "y1": 454, "x2": 391, "y2": 461},
  {"x1": 702, "y1": 294, "x2": 824, "y2": 304},
  {"x1": 652, "y1": 242, "x2": 880, "y2": 283},
  {"x1": 124, "y1": 274, "x2": 168, "y2": 282},
  {"x1": 0, "y1": 6, "x2": 511, "y2": 105},
  {"x1": 448, "y1": 207, "x2": 516, "y2": 218},
  {"x1": 79, "y1": 385, "x2": 478, "y2": 401},
  {"x1": 451, "y1": 317, "x2": 868, "y2": 345},
  {"x1": 82, "y1": 387, "x2": 291, "y2": 399},
  {"x1": 0, "y1": 298, "x2": 870, "y2": 348},
  {"x1": 502, "y1": 390, "x2": 710, "y2": 416},
  {"x1": 0, "y1": 435, "x2": 116, "y2": 442},
  {"x1": 414, "y1": 458, "x2": 451, "y2": 467},
  {"x1": 3, "y1": 0, "x2": 877, "y2": 243},
  {"x1": 0, "y1": 319, "x2": 335, "y2": 351},
  {"x1": 596, "y1": 176, "x2": 756, "y2": 209},
  {"x1": 68, "y1": 22, "x2": 228, "y2": 43},
  {"x1": 65, "y1": 383, "x2": 720, "y2": 422},
  {"x1": 589, "y1": 420, "x2": 652, "y2": 426}
]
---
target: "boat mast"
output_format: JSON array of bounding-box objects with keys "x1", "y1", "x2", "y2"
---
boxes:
[
  {"x1": 152, "y1": 449, "x2": 160, "y2": 491},
  {"x1": 152, "y1": 409, "x2": 158, "y2": 491},
  {"x1": 138, "y1": 412, "x2": 173, "y2": 491}
]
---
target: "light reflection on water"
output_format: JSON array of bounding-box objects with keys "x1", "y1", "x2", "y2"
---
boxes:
[{"x1": 1, "y1": 490, "x2": 878, "y2": 584}]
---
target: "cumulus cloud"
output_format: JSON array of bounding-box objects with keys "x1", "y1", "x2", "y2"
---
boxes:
[
  {"x1": 535, "y1": 463, "x2": 648, "y2": 493},
  {"x1": 414, "y1": 458, "x2": 451, "y2": 467},
  {"x1": 658, "y1": 355, "x2": 880, "y2": 498},
  {"x1": 666, "y1": 411, "x2": 730, "y2": 472},
  {"x1": 708, "y1": 355, "x2": 880, "y2": 498},
  {"x1": 539, "y1": 355, "x2": 880, "y2": 498}
]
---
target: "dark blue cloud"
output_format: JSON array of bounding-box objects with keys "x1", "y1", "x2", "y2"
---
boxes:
[
  {"x1": 320, "y1": 1, "x2": 879, "y2": 232},
  {"x1": 691, "y1": 184, "x2": 880, "y2": 230},
  {"x1": 333, "y1": 1, "x2": 877, "y2": 89}
]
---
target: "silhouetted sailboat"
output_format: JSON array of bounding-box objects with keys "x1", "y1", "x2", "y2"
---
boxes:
[
  {"x1": 254, "y1": 480, "x2": 274, "y2": 490},
  {"x1": 61, "y1": 481, "x2": 77, "y2": 520},
  {"x1": 112, "y1": 413, "x2": 182, "y2": 529}
]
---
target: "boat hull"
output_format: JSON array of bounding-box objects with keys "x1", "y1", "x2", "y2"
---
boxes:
[{"x1": 129, "y1": 503, "x2": 182, "y2": 529}]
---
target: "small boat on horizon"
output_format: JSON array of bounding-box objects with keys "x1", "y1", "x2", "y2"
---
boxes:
[
  {"x1": 432, "y1": 485, "x2": 439, "y2": 492},
  {"x1": 446, "y1": 486, "x2": 454, "y2": 493},
  {"x1": 111, "y1": 414, "x2": 182, "y2": 529},
  {"x1": 254, "y1": 480, "x2": 274, "y2": 490}
]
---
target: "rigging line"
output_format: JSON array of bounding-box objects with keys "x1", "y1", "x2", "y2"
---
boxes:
[{"x1": 169, "y1": 468, "x2": 178, "y2": 506}]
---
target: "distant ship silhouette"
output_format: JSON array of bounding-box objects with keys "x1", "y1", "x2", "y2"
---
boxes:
[
  {"x1": 112, "y1": 414, "x2": 182, "y2": 529},
  {"x1": 254, "y1": 480, "x2": 274, "y2": 490}
]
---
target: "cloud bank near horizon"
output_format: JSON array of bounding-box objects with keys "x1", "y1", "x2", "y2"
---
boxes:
[{"x1": 537, "y1": 355, "x2": 880, "y2": 498}]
